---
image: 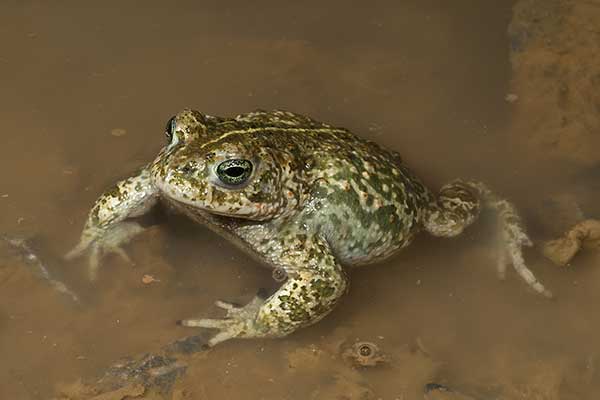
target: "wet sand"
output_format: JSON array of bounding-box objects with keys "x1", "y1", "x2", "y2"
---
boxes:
[{"x1": 1, "y1": 1, "x2": 599, "y2": 399}]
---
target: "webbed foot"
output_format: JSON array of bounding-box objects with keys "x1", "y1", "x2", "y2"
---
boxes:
[
  {"x1": 505, "y1": 237, "x2": 553, "y2": 298},
  {"x1": 428, "y1": 180, "x2": 553, "y2": 297},
  {"x1": 65, "y1": 221, "x2": 145, "y2": 281},
  {"x1": 177, "y1": 297, "x2": 266, "y2": 346}
]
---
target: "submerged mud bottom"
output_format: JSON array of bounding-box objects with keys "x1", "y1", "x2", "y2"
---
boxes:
[
  {"x1": 55, "y1": 332, "x2": 484, "y2": 400},
  {"x1": 56, "y1": 334, "x2": 208, "y2": 400},
  {"x1": 0, "y1": 239, "x2": 486, "y2": 399},
  {"x1": 1, "y1": 187, "x2": 595, "y2": 399}
]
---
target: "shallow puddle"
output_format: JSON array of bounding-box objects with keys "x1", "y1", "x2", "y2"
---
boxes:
[{"x1": 1, "y1": 1, "x2": 599, "y2": 399}]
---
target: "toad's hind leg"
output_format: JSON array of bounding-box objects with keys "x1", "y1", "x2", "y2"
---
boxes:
[
  {"x1": 423, "y1": 179, "x2": 552, "y2": 298},
  {"x1": 178, "y1": 230, "x2": 348, "y2": 346}
]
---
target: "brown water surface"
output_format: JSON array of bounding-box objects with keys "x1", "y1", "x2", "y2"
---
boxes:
[{"x1": 1, "y1": 1, "x2": 599, "y2": 399}]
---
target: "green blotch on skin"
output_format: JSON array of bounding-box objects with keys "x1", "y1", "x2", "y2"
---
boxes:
[{"x1": 310, "y1": 278, "x2": 336, "y2": 299}]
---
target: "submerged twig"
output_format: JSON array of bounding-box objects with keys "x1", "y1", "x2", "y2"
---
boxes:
[{"x1": 1, "y1": 234, "x2": 81, "y2": 304}]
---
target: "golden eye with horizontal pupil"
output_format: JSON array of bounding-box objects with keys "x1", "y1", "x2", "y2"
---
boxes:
[
  {"x1": 216, "y1": 159, "x2": 253, "y2": 186},
  {"x1": 164, "y1": 116, "x2": 176, "y2": 142}
]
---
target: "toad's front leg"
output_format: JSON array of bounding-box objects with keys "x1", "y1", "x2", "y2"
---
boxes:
[
  {"x1": 179, "y1": 230, "x2": 348, "y2": 346},
  {"x1": 65, "y1": 167, "x2": 159, "y2": 280}
]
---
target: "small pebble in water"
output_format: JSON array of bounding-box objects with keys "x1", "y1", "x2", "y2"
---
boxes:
[{"x1": 110, "y1": 128, "x2": 127, "y2": 137}]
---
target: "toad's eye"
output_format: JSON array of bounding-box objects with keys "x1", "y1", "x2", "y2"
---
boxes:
[
  {"x1": 165, "y1": 116, "x2": 176, "y2": 142},
  {"x1": 216, "y1": 159, "x2": 253, "y2": 186}
]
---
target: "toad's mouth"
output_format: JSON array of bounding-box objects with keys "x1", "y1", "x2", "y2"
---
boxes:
[
  {"x1": 162, "y1": 193, "x2": 264, "y2": 221},
  {"x1": 166, "y1": 197, "x2": 232, "y2": 223},
  {"x1": 164, "y1": 196, "x2": 259, "y2": 244}
]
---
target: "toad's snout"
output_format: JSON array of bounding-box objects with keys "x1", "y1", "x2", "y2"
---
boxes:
[{"x1": 178, "y1": 162, "x2": 196, "y2": 176}]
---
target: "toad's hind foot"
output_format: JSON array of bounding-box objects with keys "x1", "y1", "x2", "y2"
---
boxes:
[
  {"x1": 178, "y1": 297, "x2": 266, "y2": 347},
  {"x1": 425, "y1": 180, "x2": 552, "y2": 298},
  {"x1": 504, "y1": 239, "x2": 552, "y2": 298},
  {"x1": 472, "y1": 181, "x2": 553, "y2": 298},
  {"x1": 179, "y1": 231, "x2": 348, "y2": 347}
]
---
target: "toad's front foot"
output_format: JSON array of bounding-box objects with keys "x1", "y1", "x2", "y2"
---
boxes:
[
  {"x1": 65, "y1": 221, "x2": 145, "y2": 281},
  {"x1": 178, "y1": 296, "x2": 268, "y2": 347}
]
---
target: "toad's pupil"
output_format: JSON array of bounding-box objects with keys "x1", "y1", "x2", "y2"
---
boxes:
[{"x1": 225, "y1": 167, "x2": 245, "y2": 177}]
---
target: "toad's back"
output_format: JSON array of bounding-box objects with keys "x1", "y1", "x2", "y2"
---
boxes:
[
  {"x1": 217, "y1": 110, "x2": 436, "y2": 266},
  {"x1": 296, "y1": 127, "x2": 434, "y2": 265}
]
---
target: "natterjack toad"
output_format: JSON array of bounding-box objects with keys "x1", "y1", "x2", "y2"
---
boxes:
[{"x1": 66, "y1": 110, "x2": 550, "y2": 346}]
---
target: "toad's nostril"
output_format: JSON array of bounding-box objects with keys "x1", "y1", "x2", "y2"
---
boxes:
[{"x1": 179, "y1": 163, "x2": 195, "y2": 175}]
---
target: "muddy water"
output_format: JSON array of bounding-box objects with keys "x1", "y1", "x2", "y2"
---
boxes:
[{"x1": 1, "y1": 1, "x2": 599, "y2": 399}]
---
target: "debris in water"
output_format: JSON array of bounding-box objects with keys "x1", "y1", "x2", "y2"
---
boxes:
[
  {"x1": 142, "y1": 274, "x2": 160, "y2": 284},
  {"x1": 110, "y1": 128, "x2": 127, "y2": 137},
  {"x1": 424, "y1": 382, "x2": 477, "y2": 400},
  {"x1": 56, "y1": 334, "x2": 211, "y2": 399},
  {"x1": 1, "y1": 235, "x2": 80, "y2": 304},
  {"x1": 542, "y1": 219, "x2": 600, "y2": 266}
]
